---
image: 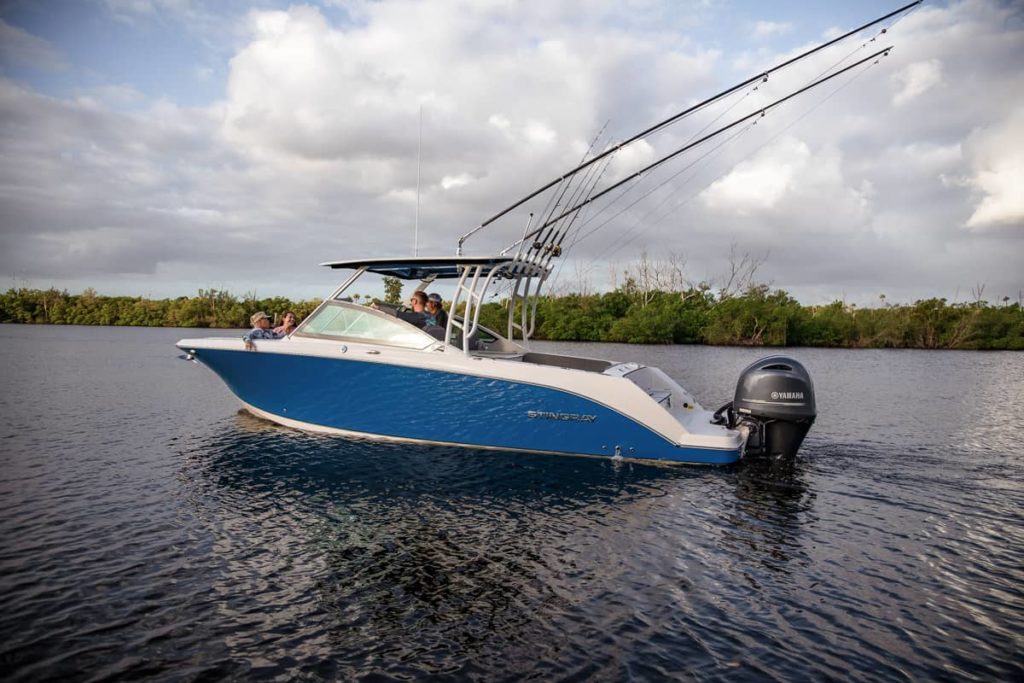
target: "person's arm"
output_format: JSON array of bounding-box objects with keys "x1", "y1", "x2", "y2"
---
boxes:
[
  {"x1": 243, "y1": 328, "x2": 280, "y2": 350},
  {"x1": 396, "y1": 310, "x2": 427, "y2": 328},
  {"x1": 374, "y1": 302, "x2": 401, "y2": 316}
]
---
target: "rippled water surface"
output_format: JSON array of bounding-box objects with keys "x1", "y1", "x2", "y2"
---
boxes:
[{"x1": 1, "y1": 325, "x2": 1021, "y2": 681}]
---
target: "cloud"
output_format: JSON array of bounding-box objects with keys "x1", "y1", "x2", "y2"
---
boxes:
[
  {"x1": 0, "y1": 19, "x2": 65, "y2": 71},
  {"x1": 891, "y1": 59, "x2": 943, "y2": 106},
  {"x1": 752, "y1": 21, "x2": 793, "y2": 39},
  {"x1": 606, "y1": 139, "x2": 656, "y2": 183},
  {"x1": 80, "y1": 84, "x2": 148, "y2": 108},
  {"x1": 441, "y1": 174, "x2": 472, "y2": 190},
  {"x1": 217, "y1": 1, "x2": 719, "y2": 239},
  {"x1": 101, "y1": 0, "x2": 251, "y2": 55},
  {"x1": 0, "y1": 77, "x2": 353, "y2": 283},
  {"x1": 221, "y1": 2, "x2": 692, "y2": 171},
  {"x1": 964, "y1": 109, "x2": 1024, "y2": 229},
  {"x1": 701, "y1": 138, "x2": 808, "y2": 214},
  {"x1": 698, "y1": 137, "x2": 871, "y2": 238},
  {"x1": 103, "y1": 0, "x2": 158, "y2": 24}
]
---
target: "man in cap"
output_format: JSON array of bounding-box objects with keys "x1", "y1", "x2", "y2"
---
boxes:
[
  {"x1": 425, "y1": 292, "x2": 448, "y2": 329},
  {"x1": 243, "y1": 311, "x2": 285, "y2": 350}
]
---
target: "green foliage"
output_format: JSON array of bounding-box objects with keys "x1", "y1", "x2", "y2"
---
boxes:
[
  {"x1": 383, "y1": 276, "x2": 402, "y2": 305},
  {"x1": 795, "y1": 301, "x2": 858, "y2": 347},
  {"x1": 1, "y1": 286, "x2": 1021, "y2": 350},
  {"x1": 536, "y1": 294, "x2": 615, "y2": 341},
  {"x1": 604, "y1": 292, "x2": 704, "y2": 344},
  {"x1": 475, "y1": 302, "x2": 508, "y2": 336},
  {"x1": 703, "y1": 286, "x2": 803, "y2": 346},
  {"x1": 0, "y1": 287, "x2": 320, "y2": 329}
]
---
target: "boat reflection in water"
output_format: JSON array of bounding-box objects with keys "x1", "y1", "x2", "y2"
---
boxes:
[{"x1": 178, "y1": 417, "x2": 819, "y2": 677}]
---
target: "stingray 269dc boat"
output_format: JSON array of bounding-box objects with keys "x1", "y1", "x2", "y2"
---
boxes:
[
  {"x1": 177, "y1": 253, "x2": 816, "y2": 465},
  {"x1": 171, "y1": 2, "x2": 922, "y2": 463}
]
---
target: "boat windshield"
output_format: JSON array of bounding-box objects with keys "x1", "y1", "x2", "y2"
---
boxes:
[{"x1": 296, "y1": 302, "x2": 437, "y2": 350}]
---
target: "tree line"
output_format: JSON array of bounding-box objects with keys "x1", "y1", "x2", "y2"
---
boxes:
[
  {"x1": 1, "y1": 284, "x2": 1021, "y2": 350},
  {"x1": 0, "y1": 287, "x2": 322, "y2": 330}
]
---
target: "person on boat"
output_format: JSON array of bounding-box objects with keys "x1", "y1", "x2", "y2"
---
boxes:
[
  {"x1": 273, "y1": 310, "x2": 298, "y2": 335},
  {"x1": 243, "y1": 311, "x2": 285, "y2": 350},
  {"x1": 425, "y1": 293, "x2": 448, "y2": 328},
  {"x1": 408, "y1": 291, "x2": 428, "y2": 313},
  {"x1": 399, "y1": 291, "x2": 429, "y2": 327},
  {"x1": 370, "y1": 291, "x2": 429, "y2": 327}
]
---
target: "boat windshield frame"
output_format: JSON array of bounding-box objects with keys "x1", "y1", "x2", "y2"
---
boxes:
[
  {"x1": 315, "y1": 256, "x2": 549, "y2": 356},
  {"x1": 292, "y1": 299, "x2": 441, "y2": 351}
]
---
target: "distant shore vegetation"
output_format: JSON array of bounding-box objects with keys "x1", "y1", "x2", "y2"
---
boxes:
[{"x1": 2, "y1": 284, "x2": 1021, "y2": 350}]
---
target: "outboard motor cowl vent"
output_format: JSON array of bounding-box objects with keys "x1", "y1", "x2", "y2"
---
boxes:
[{"x1": 730, "y1": 356, "x2": 816, "y2": 458}]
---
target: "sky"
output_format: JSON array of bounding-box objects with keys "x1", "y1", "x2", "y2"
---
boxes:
[{"x1": 0, "y1": 0, "x2": 1021, "y2": 306}]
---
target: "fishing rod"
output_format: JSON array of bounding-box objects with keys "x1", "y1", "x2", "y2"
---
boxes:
[
  {"x1": 584, "y1": 44, "x2": 883, "y2": 264},
  {"x1": 533, "y1": 148, "x2": 612, "y2": 257},
  {"x1": 522, "y1": 129, "x2": 612, "y2": 259},
  {"x1": 619, "y1": 48, "x2": 886, "y2": 254},
  {"x1": 455, "y1": 0, "x2": 922, "y2": 253},
  {"x1": 518, "y1": 45, "x2": 892, "y2": 245},
  {"x1": 502, "y1": 127, "x2": 613, "y2": 265},
  {"x1": 582, "y1": 117, "x2": 760, "y2": 263},
  {"x1": 531, "y1": 122, "x2": 610, "y2": 238}
]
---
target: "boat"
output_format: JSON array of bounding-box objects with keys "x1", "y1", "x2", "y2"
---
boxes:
[
  {"x1": 176, "y1": 3, "x2": 921, "y2": 464},
  {"x1": 177, "y1": 254, "x2": 814, "y2": 465},
  {"x1": 178, "y1": 250, "x2": 817, "y2": 465}
]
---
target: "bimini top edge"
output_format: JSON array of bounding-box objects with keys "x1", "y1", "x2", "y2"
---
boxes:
[{"x1": 319, "y1": 255, "x2": 545, "y2": 280}]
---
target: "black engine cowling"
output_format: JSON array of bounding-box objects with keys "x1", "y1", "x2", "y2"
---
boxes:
[{"x1": 715, "y1": 356, "x2": 816, "y2": 458}]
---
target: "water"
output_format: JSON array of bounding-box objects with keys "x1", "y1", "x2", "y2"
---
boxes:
[{"x1": 1, "y1": 325, "x2": 1021, "y2": 681}]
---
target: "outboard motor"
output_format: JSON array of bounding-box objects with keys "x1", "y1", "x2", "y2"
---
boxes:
[{"x1": 713, "y1": 356, "x2": 816, "y2": 458}]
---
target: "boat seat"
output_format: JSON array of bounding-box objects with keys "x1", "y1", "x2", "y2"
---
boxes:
[{"x1": 424, "y1": 325, "x2": 446, "y2": 341}]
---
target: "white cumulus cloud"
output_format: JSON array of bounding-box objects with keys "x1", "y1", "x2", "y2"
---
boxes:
[
  {"x1": 964, "y1": 109, "x2": 1024, "y2": 229},
  {"x1": 700, "y1": 137, "x2": 809, "y2": 215},
  {"x1": 891, "y1": 59, "x2": 943, "y2": 106},
  {"x1": 753, "y1": 20, "x2": 793, "y2": 39}
]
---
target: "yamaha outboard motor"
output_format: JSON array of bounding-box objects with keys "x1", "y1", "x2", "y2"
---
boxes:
[{"x1": 713, "y1": 356, "x2": 816, "y2": 458}]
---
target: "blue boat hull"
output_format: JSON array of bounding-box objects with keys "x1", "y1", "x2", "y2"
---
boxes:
[{"x1": 192, "y1": 348, "x2": 740, "y2": 465}]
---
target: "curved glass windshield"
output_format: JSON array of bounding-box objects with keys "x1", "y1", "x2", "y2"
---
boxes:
[{"x1": 298, "y1": 303, "x2": 436, "y2": 349}]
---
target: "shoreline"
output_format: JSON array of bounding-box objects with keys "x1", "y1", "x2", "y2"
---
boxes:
[{"x1": 2, "y1": 287, "x2": 1021, "y2": 351}]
